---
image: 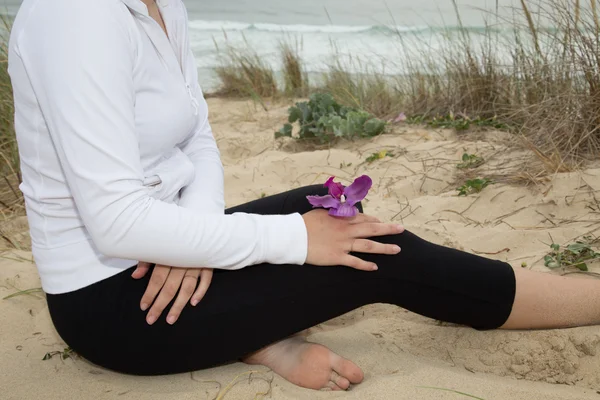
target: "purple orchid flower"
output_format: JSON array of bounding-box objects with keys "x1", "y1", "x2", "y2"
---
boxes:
[{"x1": 307, "y1": 175, "x2": 372, "y2": 217}]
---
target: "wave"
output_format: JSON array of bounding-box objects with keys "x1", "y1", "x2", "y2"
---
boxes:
[{"x1": 186, "y1": 19, "x2": 484, "y2": 35}]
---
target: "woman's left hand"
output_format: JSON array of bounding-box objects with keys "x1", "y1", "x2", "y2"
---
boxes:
[{"x1": 132, "y1": 263, "x2": 213, "y2": 325}]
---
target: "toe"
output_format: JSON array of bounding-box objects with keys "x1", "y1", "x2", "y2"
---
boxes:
[
  {"x1": 331, "y1": 354, "x2": 364, "y2": 384},
  {"x1": 326, "y1": 381, "x2": 343, "y2": 391},
  {"x1": 330, "y1": 371, "x2": 351, "y2": 390}
]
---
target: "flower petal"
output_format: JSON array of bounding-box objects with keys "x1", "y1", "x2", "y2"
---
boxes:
[
  {"x1": 324, "y1": 176, "x2": 344, "y2": 199},
  {"x1": 393, "y1": 112, "x2": 407, "y2": 123},
  {"x1": 343, "y1": 175, "x2": 372, "y2": 206},
  {"x1": 329, "y1": 203, "x2": 359, "y2": 217},
  {"x1": 307, "y1": 195, "x2": 341, "y2": 209}
]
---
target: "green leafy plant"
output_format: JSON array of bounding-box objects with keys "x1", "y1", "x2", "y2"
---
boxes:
[
  {"x1": 544, "y1": 236, "x2": 600, "y2": 271},
  {"x1": 43, "y1": 347, "x2": 75, "y2": 361},
  {"x1": 366, "y1": 150, "x2": 395, "y2": 163},
  {"x1": 275, "y1": 93, "x2": 386, "y2": 142},
  {"x1": 408, "y1": 113, "x2": 508, "y2": 131},
  {"x1": 457, "y1": 178, "x2": 493, "y2": 196},
  {"x1": 457, "y1": 153, "x2": 485, "y2": 169}
]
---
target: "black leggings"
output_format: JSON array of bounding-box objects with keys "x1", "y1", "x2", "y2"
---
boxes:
[{"x1": 46, "y1": 185, "x2": 516, "y2": 376}]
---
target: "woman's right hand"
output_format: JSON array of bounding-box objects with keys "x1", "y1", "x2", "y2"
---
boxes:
[{"x1": 302, "y1": 209, "x2": 404, "y2": 271}]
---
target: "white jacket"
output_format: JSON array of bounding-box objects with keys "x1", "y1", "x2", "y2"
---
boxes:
[{"x1": 8, "y1": 0, "x2": 308, "y2": 294}]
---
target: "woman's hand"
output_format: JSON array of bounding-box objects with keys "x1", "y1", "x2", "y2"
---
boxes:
[
  {"x1": 132, "y1": 263, "x2": 213, "y2": 325},
  {"x1": 302, "y1": 209, "x2": 404, "y2": 271}
]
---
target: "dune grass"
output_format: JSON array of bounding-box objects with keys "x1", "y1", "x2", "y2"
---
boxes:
[
  {"x1": 212, "y1": 0, "x2": 600, "y2": 166},
  {"x1": 212, "y1": 36, "x2": 278, "y2": 100},
  {"x1": 280, "y1": 39, "x2": 308, "y2": 97},
  {"x1": 321, "y1": 64, "x2": 402, "y2": 121},
  {"x1": 0, "y1": 16, "x2": 22, "y2": 216}
]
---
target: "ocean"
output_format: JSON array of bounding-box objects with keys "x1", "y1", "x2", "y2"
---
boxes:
[
  {"x1": 183, "y1": 0, "x2": 521, "y2": 89},
  {"x1": 1, "y1": 0, "x2": 582, "y2": 90}
]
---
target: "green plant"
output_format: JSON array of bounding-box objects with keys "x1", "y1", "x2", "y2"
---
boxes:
[
  {"x1": 366, "y1": 150, "x2": 395, "y2": 163},
  {"x1": 457, "y1": 153, "x2": 485, "y2": 169},
  {"x1": 408, "y1": 114, "x2": 509, "y2": 131},
  {"x1": 457, "y1": 178, "x2": 493, "y2": 196},
  {"x1": 275, "y1": 93, "x2": 386, "y2": 142},
  {"x1": 43, "y1": 347, "x2": 75, "y2": 361},
  {"x1": 544, "y1": 236, "x2": 600, "y2": 271}
]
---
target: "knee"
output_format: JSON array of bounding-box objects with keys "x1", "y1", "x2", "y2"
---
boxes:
[
  {"x1": 355, "y1": 201, "x2": 364, "y2": 213},
  {"x1": 304, "y1": 184, "x2": 328, "y2": 197}
]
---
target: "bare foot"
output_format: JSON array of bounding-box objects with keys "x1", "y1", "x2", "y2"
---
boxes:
[{"x1": 243, "y1": 337, "x2": 364, "y2": 391}]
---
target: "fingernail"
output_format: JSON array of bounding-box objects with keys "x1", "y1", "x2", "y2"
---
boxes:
[
  {"x1": 396, "y1": 225, "x2": 404, "y2": 232},
  {"x1": 191, "y1": 299, "x2": 198, "y2": 306},
  {"x1": 141, "y1": 303, "x2": 149, "y2": 311},
  {"x1": 147, "y1": 314, "x2": 156, "y2": 325},
  {"x1": 167, "y1": 315, "x2": 176, "y2": 325},
  {"x1": 394, "y1": 245, "x2": 401, "y2": 253},
  {"x1": 372, "y1": 264, "x2": 378, "y2": 271}
]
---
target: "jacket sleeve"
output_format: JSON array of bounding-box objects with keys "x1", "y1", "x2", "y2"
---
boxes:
[{"x1": 177, "y1": 84, "x2": 225, "y2": 215}]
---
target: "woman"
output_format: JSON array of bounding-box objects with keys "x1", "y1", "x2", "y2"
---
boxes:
[{"x1": 8, "y1": 0, "x2": 600, "y2": 392}]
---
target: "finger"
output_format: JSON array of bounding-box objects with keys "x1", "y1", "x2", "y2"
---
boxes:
[
  {"x1": 146, "y1": 267, "x2": 187, "y2": 325},
  {"x1": 132, "y1": 262, "x2": 152, "y2": 279},
  {"x1": 166, "y1": 269, "x2": 201, "y2": 325},
  {"x1": 191, "y1": 269, "x2": 214, "y2": 306},
  {"x1": 351, "y1": 239, "x2": 401, "y2": 255},
  {"x1": 351, "y1": 222, "x2": 404, "y2": 238},
  {"x1": 340, "y1": 254, "x2": 378, "y2": 271},
  {"x1": 140, "y1": 264, "x2": 170, "y2": 311},
  {"x1": 348, "y1": 214, "x2": 381, "y2": 224}
]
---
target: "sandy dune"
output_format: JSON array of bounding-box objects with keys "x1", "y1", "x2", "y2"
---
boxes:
[{"x1": 2, "y1": 98, "x2": 600, "y2": 399}]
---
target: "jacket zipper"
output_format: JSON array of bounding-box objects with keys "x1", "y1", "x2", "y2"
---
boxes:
[
  {"x1": 137, "y1": 12, "x2": 200, "y2": 116},
  {"x1": 186, "y1": 83, "x2": 200, "y2": 116}
]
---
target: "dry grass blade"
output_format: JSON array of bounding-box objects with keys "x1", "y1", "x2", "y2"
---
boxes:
[
  {"x1": 215, "y1": 370, "x2": 272, "y2": 400},
  {"x1": 520, "y1": 0, "x2": 542, "y2": 57},
  {"x1": 0, "y1": 15, "x2": 24, "y2": 229},
  {"x1": 321, "y1": 63, "x2": 402, "y2": 120},
  {"x1": 417, "y1": 386, "x2": 486, "y2": 399},
  {"x1": 213, "y1": 40, "x2": 278, "y2": 101},
  {"x1": 3, "y1": 287, "x2": 43, "y2": 300},
  {"x1": 0, "y1": 16, "x2": 20, "y2": 211},
  {"x1": 280, "y1": 39, "x2": 308, "y2": 97}
]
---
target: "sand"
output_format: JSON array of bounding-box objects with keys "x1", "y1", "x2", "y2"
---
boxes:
[{"x1": 2, "y1": 98, "x2": 600, "y2": 400}]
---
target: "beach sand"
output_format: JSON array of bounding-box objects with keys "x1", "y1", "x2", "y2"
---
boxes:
[{"x1": 2, "y1": 98, "x2": 600, "y2": 399}]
